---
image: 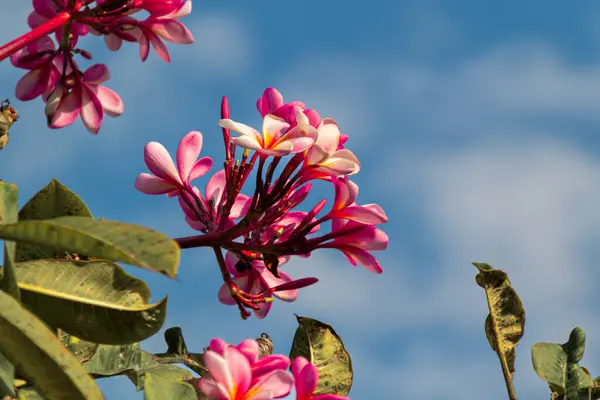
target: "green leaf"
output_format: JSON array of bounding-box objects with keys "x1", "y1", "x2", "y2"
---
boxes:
[
  {"x1": 11, "y1": 259, "x2": 167, "y2": 345},
  {"x1": 0, "y1": 291, "x2": 103, "y2": 400},
  {"x1": 0, "y1": 181, "x2": 20, "y2": 299},
  {"x1": 0, "y1": 216, "x2": 179, "y2": 277},
  {"x1": 143, "y1": 369, "x2": 196, "y2": 400},
  {"x1": 0, "y1": 351, "x2": 15, "y2": 397},
  {"x1": 84, "y1": 344, "x2": 193, "y2": 392},
  {"x1": 16, "y1": 179, "x2": 92, "y2": 262},
  {"x1": 60, "y1": 333, "x2": 99, "y2": 364},
  {"x1": 84, "y1": 343, "x2": 145, "y2": 377},
  {"x1": 17, "y1": 387, "x2": 44, "y2": 400},
  {"x1": 532, "y1": 327, "x2": 594, "y2": 399},
  {"x1": 473, "y1": 262, "x2": 525, "y2": 396},
  {"x1": 289, "y1": 316, "x2": 353, "y2": 396}
]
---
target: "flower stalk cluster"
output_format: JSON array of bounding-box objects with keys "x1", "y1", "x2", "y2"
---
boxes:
[
  {"x1": 136, "y1": 88, "x2": 389, "y2": 319},
  {"x1": 1, "y1": 0, "x2": 194, "y2": 133}
]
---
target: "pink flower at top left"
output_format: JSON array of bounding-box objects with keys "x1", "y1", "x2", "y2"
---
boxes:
[{"x1": 1, "y1": 0, "x2": 194, "y2": 133}]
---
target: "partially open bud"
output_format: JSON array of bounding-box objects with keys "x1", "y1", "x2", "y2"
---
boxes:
[{"x1": 133, "y1": 0, "x2": 184, "y2": 16}]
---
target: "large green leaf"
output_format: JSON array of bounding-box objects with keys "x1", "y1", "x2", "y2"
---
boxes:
[
  {"x1": 532, "y1": 327, "x2": 594, "y2": 399},
  {"x1": 473, "y1": 262, "x2": 525, "y2": 400},
  {"x1": 289, "y1": 316, "x2": 353, "y2": 396},
  {"x1": 143, "y1": 368, "x2": 196, "y2": 400},
  {"x1": 0, "y1": 216, "x2": 179, "y2": 277},
  {"x1": 16, "y1": 179, "x2": 92, "y2": 262},
  {"x1": 0, "y1": 291, "x2": 103, "y2": 400},
  {"x1": 0, "y1": 181, "x2": 19, "y2": 398},
  {"x1": 9, "y1": 259, "x2": 167, "y2": 344},
  {"x1": 0, "y1": 181, "x2": 20, "y2": 299}
]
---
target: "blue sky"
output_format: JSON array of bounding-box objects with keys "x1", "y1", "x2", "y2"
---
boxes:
[{"x1": 3, "y1": 1, "x2": 600, "y2": 399}]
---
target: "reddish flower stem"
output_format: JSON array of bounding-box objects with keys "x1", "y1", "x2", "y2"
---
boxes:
[{"x1": 0, "y1": 11, "x2": 72, "y2": 62}]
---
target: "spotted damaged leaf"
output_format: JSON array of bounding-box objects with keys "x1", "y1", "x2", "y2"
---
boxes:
[
  {"x1": 473, "y1": 262, "x2": 525, "y2": 400},
  {"x1": 289, "y1": 316, "x2": 353, "y2": 396}
]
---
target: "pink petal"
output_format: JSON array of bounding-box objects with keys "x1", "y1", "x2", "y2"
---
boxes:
[
  {"x1": 332, "y1": 177, "x2": 358, "y2": 211},
  {"x1": 273, "y1": 124, "x2": 318, "y2": 154},
  {"x1": 15, "y1": 67, "x2": 50, "y2": 101},
  {"x1": 340, "y1": 225, "x2": 389, "y2": 251},
  {"x1": 152, "y1": 19, "x2": 194, "y2": 44},
  {"x1": 198, "y1": 379, "x2": 229, "y2": 399},
  {"x1": 305, "y1": 145, "x2": 330, "y2": 166},
  {"x1": 256, "y1": 88, "x2": 283, "y2": 117},
  {"x1": 291, "y1": 356, "x2": 310, "y2": 377},
  {"x1": 208, "y1": 338, "x2": 229, "y2": 356},
  {"x1": 32, "y1": 0, "x2": 57, "y2": 18},
  {"x1": 235, "y1": 339, "x2": 259, "y2": 365},
  {"x1": 94, "y1": 85, "x2": 124, "y2": 117},
  {"x1": 225, "y1": 348, "x2": 252, "y2": 395},
  {"x1": 148, "y1": 32, "x2": 171, "y2": 62},
  {"x1": 315, "y1": 118, "x2": 340, "y2": 153},
  {"x1": 104, "y1": 34, "x2": 123, "y2": 51},
  {"x1": 261, "y1": 270, "x2": 298, "y2": 302},
  {"x1": 272, "y1": 103, "x2": 306, "y2": 126},
  {"x1": 205, "y1": 169, "x2": 227, "y2": 207},
  {"x1": 143, "y1": 142, "x2": 183, "y2": 185},
  {"x1": 231, "y1": 135, "x2": 264, "y2": 152},
  {"x1": 49, "y1": 90, "x2": 81, "y2": 129},
  {"x1": 304, "y1": 109, "x2": 322, "y2": 127},
  {"x1": 138, "y1": 32, "x2": 150, "y2": 61},
  {"x1": 83, "y1": 64, "x2": 109, "y2": 84},
  {"x1": 254, "y1": 300, "x2": 272, "y2": 319},
  {"x1": 332, "y1": 245, "x2": 383, "y2": 273},
  {"x1": 219, "y1": 119, "x2": 263, "y2": 146},
  {"x1": 27, "y1": 11, "x2": 47, "y2": 29},
  {"x1": 189, "y1": 157, "x2": 213, "y2": 182},
  {"x1": 251, "y1": 355, "x2": 291, "y2": 384},
  {"x1": 224, "y1": 251, "x2": 242, "y2": 274},
  {"x1": 262, "y1": 114, "x2": 290, "y2": 148},
  {"x1": 293, "y1": 358, "x2": 318, "y2": 400},
  {"x1": 176, "y1": 130, "x2": 203, "y2": 183},
  {"x1": 249, "y1": 370, "x2": 294, "y2": 399},
  {"x1": 81, "y1": 86, "x2": 104, "y2": 134},
  {"x1": 334, "y1": 204, "x2": 388, "y2": 225},
  {"x1": 184, "y1": 215, "x2": 208, "y2": 231},
  {"x1": 163, "y1": 0, "x2": 192, "y2": 18},
  {"x1": 134, "y1": 173, "x2": 179, "y2": 194},
  {"x1": 229, "y1": 194, "x2": 251, "y2": 218}
]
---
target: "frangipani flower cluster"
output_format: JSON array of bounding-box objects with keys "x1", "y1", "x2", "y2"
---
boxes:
[
  {"x1": 136, "y1": 88, "x2": 389, "y2": 319},
  {"x1": 1, "y1": 0, "x2": 193, "y2": 133},
  {"x1": 199, "y1": 337, "x2": 350, "y2": 400}
]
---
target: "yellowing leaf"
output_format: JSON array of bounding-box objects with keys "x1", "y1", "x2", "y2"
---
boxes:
[{"x1": 289, "y1": 316, "x2": 353, "y2": 396}]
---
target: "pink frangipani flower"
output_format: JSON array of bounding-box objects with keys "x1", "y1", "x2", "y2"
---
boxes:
[
  {"x1": 135, "y1": 1, "x2": 194, "y2": 62},
  {"x1": 303, "y1": 117, "x2": 360, "y2": 176},
  {"x1": 256, "y1": 88, "x2": 321, "y2": 128},
  {"x1": 217, "y1": 251, "x2": 300, "y2": 319},
  {"x1": 326, "y1": 177, "x2": 388, "y2": 225},
  {"x1": 11, "y1": 36, "x2": 62, "y2": 102},
  {"x1": 219, "y1": 112, "x2": 318, "y2": 157},
  {"x1": 200, "y1": 344, "x2": 294, "y2": 399},
  {"x1": 135, "y1": 130, "x2": 213, "y2": 195},
  {"x1": 319, "y1": 219, "x2": 388, "y2": 274},
  {"x1": 178, "y1": 169, "x2": 250, "y2": 232},
  {"x1": 46, "y1": 63, "x2": 124, "y2": 134},
  {"x1": 291, "y1": 357, "x2": 350, "y2": 400}
]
